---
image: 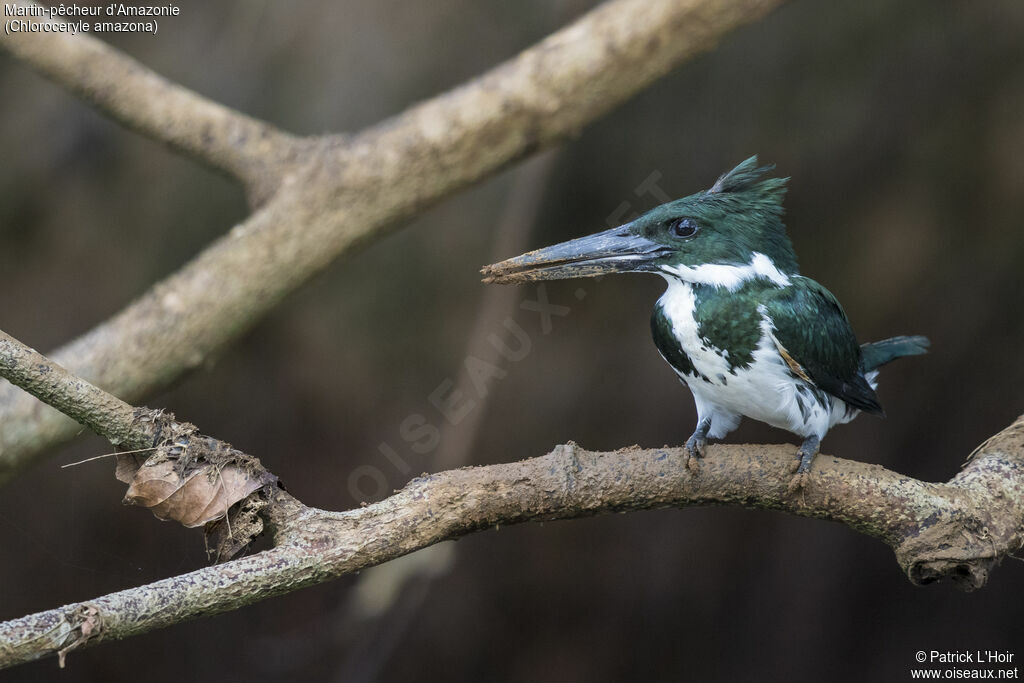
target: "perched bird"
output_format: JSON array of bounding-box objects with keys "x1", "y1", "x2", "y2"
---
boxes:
[{"x1": 482, "y1": 157, "x2": 928, "y2": 487}]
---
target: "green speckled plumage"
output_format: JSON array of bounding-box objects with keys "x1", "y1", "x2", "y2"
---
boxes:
[
  {"x1": 760, "y1": 277, "x2": 879, "y2": 413},
  {"x1": 688, "y1": 280, "x2": 766, "y2": 371},
  {"x1": 651, "y1": 275, "x2": 879, "y2": 413}
]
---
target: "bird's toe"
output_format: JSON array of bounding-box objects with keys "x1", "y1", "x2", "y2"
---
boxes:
[
  {"x1": 684, "y1": 437, "x2": 705, "y2": 472},
  {"x1": 686, "y1": 452, "x2": 701, "y2": 472}
]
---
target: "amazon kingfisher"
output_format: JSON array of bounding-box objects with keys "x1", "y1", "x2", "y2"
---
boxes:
[{"x1": 482, "y1": 157, "x2": 928, "y2": 488}]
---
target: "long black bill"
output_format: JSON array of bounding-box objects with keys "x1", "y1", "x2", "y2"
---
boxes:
[{"x1": 481, "y1": 225, "x2": 669, "y2": 284}]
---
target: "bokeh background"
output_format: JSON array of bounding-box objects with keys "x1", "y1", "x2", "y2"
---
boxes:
[{"x1": 2, "y1": 0, "x2": 1024, "y2": 680}]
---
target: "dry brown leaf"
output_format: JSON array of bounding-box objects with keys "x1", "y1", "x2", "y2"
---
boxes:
[
  {"x1": 123, "y1": 459, "x2": 272, "y2": 528},
  {"x1": 114, "y1": 414, "x2": 276, "y2": 530},
  {"x1": 114, "y1": 451, "x2": 149, "y2": 484}
]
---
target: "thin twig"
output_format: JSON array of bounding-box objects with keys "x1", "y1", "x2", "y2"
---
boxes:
[
  {"x1": 60, "y1": 447, "x2": 159, "y2": 469},
  {"x1": 0, "y1": 330, "x2": 147, "y2": 449}
]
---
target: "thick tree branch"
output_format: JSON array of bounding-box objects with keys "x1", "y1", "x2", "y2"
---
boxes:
[
  {"x1": 0, "y1": 0, "x2": 787, "y2": 486},
  {"x1": 1, "y1": 419, "x2": 1023, "y2": 669},
  {"x1": 0, "y1": 326, "x2": 1021, "y2": 668}
]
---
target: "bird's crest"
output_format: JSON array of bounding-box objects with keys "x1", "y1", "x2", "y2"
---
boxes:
[{"x1": 708, "y1": 156, "x2": 788, "y2": 208}]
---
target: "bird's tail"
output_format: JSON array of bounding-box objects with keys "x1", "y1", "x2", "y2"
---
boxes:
[{"x1": 860, "y1": 335, "x2": 930, "y2": 372}]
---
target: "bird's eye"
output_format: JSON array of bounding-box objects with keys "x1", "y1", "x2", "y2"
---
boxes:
[{"x1": 672, "y1": 218, "x2": 699, "y2": 238}]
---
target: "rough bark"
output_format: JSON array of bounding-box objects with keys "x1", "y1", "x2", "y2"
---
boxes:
[
  {"x1": 1, "y1": 420, "x2": 1022, "y2": 669},
  {"x1": 1, "y1": 327, "x2": 1021, "y2": 668}
]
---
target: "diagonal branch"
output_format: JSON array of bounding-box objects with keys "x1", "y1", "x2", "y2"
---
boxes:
[
  {"x1": 1, "y1": 420, "x2": 1023, "y2": 669},
  {"x1": 0, "y1": 331, "x2": 144, "y2": 449},
  {"x1": 0, "y1": 0, "x2": 788, "y2": 486}
]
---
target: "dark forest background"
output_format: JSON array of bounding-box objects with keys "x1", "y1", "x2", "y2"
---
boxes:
[{"x1": 2, "y1": 1, "x2": 1023, "y2": 681}]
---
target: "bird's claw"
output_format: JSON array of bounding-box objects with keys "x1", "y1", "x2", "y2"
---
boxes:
[
  {"x1": 787, "y1": 472, "x2": 807, "y2": 493},
  {"x1": 683, "y1": 418, "x2": 711, "y2": 473},
  {"x1": 787, "y1": 436, "x2": 820, "y2": 493},
  {"x1": 684, "y1": 436, "x2": 705, "y2": 472}
]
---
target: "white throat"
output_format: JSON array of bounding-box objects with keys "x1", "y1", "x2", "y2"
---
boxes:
[{"x1": 660, "y1": 252, "x2": 791, "y2": 291}]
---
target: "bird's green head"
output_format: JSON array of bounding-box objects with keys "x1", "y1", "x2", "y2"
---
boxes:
[{"x1": 482, "y1": 157, "x2": 799, "y2": 288}]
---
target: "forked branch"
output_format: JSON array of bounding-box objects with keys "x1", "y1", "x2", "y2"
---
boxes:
[
  {"x1": 0, "y1": 0, "x2": 788, "y2": 485},
  {"x1": 0, "y1": 328, "x2": 1021, "y2": 669}
]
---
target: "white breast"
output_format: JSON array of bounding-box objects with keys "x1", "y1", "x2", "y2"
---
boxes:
[{"x1": 657, "y1": 278, "x2": 858, "y2": 440}]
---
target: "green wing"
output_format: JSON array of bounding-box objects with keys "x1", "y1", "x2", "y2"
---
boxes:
[{"x1": 763, "y1": 277, "x2": 883, "y2": 415}]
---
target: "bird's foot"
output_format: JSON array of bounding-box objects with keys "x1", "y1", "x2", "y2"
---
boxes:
[
  {"x1": 787, "y1": 435, "x2": 820, "y2": 493},
  {"x1": 683, "y1": 418, "x2": 711, "y2": 472},
  {"x1": 684, "y1": 434, "x2": 706, "y2": 472}
]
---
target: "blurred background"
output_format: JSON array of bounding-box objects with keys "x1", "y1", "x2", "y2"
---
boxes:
[{"x1": 2, "y1": 0, "x2": 1024, "y2": 680}]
